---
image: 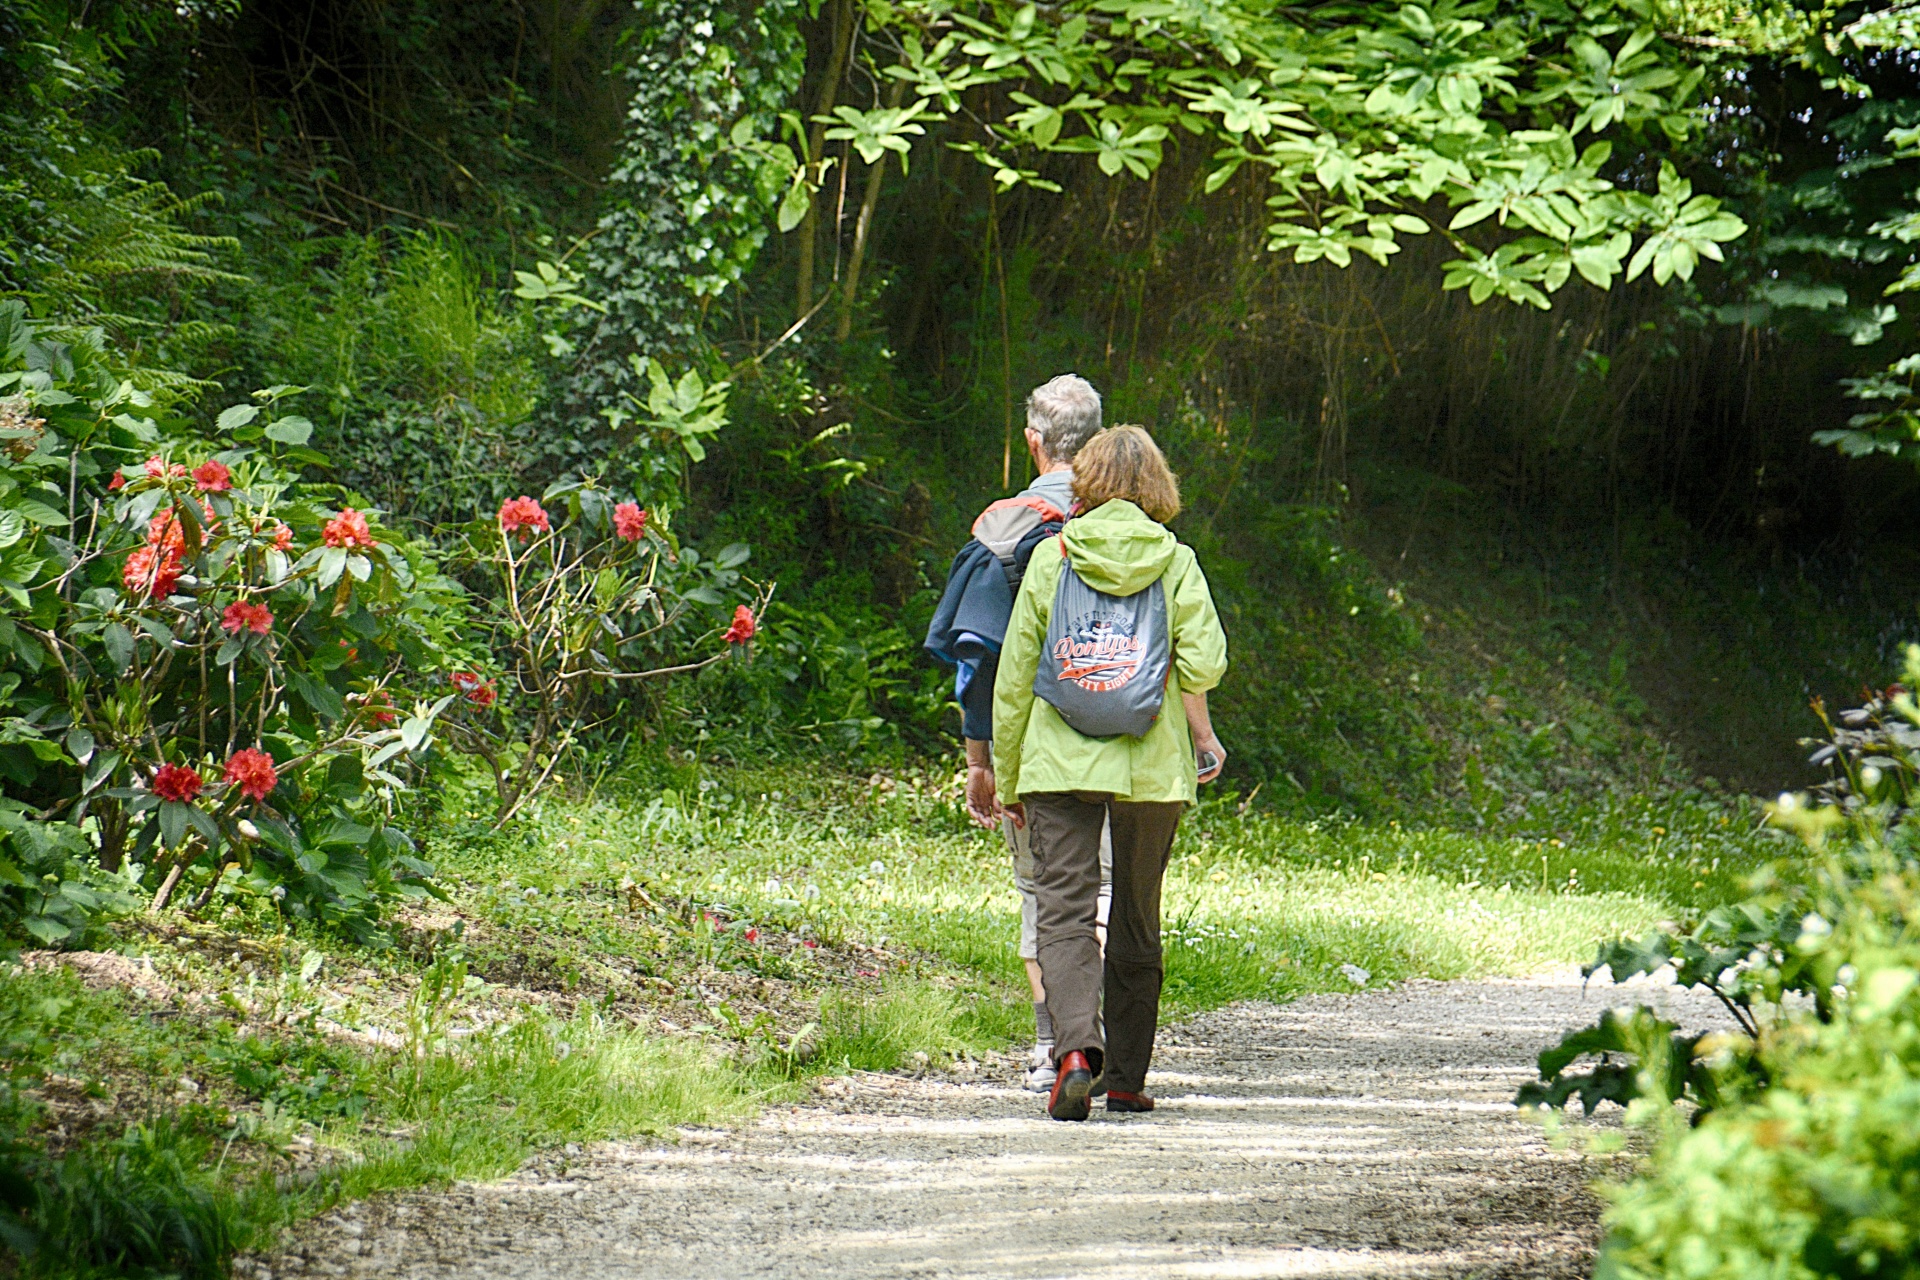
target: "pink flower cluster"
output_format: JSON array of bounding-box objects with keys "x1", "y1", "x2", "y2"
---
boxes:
[
  {"x1": 498, "y1": 496, "x2": 550, "y2": 539},
  {"x1": 221, "y1": 600, "x2": 273, "y2": 635},
  {"x1": 323, "y1": 508, "x2": 374, "y2": 549}
]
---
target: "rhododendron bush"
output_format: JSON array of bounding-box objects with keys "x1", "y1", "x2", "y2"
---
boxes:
[
  {"x1": 0, "y1": 304, "x2": 768, "y2": 942},
  {"x1": 0, "y1": 311, "x2": 470, "y2": 940},
  {"x1": 447, "y1": 481, "x2": 766, "y2": 824}
]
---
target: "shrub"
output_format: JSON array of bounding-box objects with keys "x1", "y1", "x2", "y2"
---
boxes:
[
  {"x1": 1524, "y1": 646, "x2": 1920, "y2": 1279},
  {"x1": 443, "y1": 482, "x2": 765, "y2": 824},
  {"x1": 0, "y1": 303, "x2": 466, "y2": 941}
]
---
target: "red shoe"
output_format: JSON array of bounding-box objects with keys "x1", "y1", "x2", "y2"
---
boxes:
[
  {"x1": 1048, "y1": 1050, "x2": 1094, "y2": 1121},
  {"x1": 1105, "y1": 1090, "x2": 1154, "y2": 1113}
]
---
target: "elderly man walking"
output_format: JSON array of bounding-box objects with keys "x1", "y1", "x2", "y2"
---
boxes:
[{"x1": 925, "y1": 374, "x2": 1112, "y2": 1090}]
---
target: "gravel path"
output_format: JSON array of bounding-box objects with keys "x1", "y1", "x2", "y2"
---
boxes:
[{"x1": 251, "y1": 973, "x2": 1724, "y2": 1280}]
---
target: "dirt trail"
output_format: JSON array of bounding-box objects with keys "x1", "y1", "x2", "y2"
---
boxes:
[{"x1": 248, "y1": 973, "x2": 1724, "y2": 1280}]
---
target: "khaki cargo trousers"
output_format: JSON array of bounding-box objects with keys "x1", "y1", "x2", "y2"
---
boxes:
[{"x1": 1025, "y1": 791, "x2": 1184, "y2": 1095}]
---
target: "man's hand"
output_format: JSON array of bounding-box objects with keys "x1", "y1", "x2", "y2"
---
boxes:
[
  {"x1": 964, "y1": 764, "x2": 1002, "y2": 829},
  {"x1": 1003, "y1": 800, "x2": 1025, "y2": 829}
]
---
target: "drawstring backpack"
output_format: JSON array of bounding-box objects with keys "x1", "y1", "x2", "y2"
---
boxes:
[{"x1": 1033, "y1": 537, "x2": 1170, "y2": 738}]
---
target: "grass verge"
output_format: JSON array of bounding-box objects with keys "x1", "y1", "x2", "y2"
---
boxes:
[{"x1": 0, "y1": 757, "x2": 1782, "y2": 1277}]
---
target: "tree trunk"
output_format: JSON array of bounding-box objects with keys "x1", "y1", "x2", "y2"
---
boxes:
[
  {"x1": 837, "y1": 80, "x2": 904, "y2": 342},
  {"x1": 797, "y1": 0, "x2": 855, "y2": 324}
]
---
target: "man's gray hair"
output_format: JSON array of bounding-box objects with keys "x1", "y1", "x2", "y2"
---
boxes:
[{"x1": 1025, "y1": 374, "x2": 1103, "y2": 463}]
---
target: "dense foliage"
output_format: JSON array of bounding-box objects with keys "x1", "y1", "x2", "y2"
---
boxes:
[
  {"x1": 3, "y1": 0, "x2": 1920, "y2": 1267},
  {"x1": 1518, "y1": 646, "x2": 1920, "y2": 1278}
]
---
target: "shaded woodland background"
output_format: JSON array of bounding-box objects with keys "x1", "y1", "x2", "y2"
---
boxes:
[{"x1": 14, "y1": 0, "x2": 1920, "y2": 810}]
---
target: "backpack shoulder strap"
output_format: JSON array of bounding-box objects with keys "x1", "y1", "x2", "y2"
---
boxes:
[{"x1": 972, "y1": 494, "x2": 1069, "y2": 566}]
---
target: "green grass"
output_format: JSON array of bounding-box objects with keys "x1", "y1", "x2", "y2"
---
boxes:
[
  {"x1": 446, "y1": 759, "x2": 1780, "y2": 1018},
  {"x1": 0, "y1": 968, "x2": 781, "y2": 1279},
  {"x1": 0, "y1": 758, "x2": 1785, "y2": 1278}
]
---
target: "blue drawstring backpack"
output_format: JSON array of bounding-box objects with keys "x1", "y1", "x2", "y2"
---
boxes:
[{"x1": 1033, "y1": 540, "x2": 1170, "y2": 739}]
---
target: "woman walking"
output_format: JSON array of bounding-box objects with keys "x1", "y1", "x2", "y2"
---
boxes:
[{"x1": 992, "y1": 425, "x2": 1229, "y2": 1120}]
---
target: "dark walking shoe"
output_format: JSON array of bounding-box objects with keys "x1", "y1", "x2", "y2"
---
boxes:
[
  {"x1": 1105, "y1": 1090, "x2": 1155, "y2": 1113},
  {"x1": 1048, "y1": 1050, "x2": 1094, "y2": 1121}
]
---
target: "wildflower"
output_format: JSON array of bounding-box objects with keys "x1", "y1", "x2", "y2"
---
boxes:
[
  {"x1": 191, "y1": 459, "x2": 232, "y2": 492},
  {"x1": 613, "y1": 502, "x2": 648, "y2": 542},
  {"x1": 150, "y1": 762, "x2": 203, "y2": 803},
  {"x1": 122, "y1": 545, "x2": 182, "y2": 599},
  {"x1": 108, "y1": 470, "x2": 126, "y2": 491},
  {"x1": 497, "y1": 495, "x2": 550, "y2": 539},
  {"x1": 222, "y1": 748, "x2": 278, "y2": 802},
  {"x1": 803, "y1": 939, "x2": 818, "y2": 949},
  {"x1": 745, "y1": 928, "x2": 759, "y2": 943},
  {"x1": 322, "y1": 508, "x2": 374, "y2": 548},
  {"x1": 221, "y1": 600, "x2": 274, "y2": 635},
  {"x1": 723, "y1": 605, "x2": 756, "y2": 644}
]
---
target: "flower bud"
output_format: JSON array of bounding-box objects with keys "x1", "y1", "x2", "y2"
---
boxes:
[{"x1": 237, "y1": 819, "x2": 261, "y2": 840}]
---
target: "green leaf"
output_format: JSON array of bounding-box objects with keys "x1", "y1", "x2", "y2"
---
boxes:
[
  {"x1": 14, "y1": 500, "x2": 66, "y2": 527},
  {"x1": 777, "y1": 177, "x2": 812, "y2": 233},
  {"x1": 287, "y1": 668, "x2": 347, "y2": 720},
  {"x1": 217, "y1": 404, "x2": 261, "y2": 432},
  {"x1": 103, "y1": 624, "x2": 135, "y2": 674},
  {"x1": 265, "y1": 416, "x2": 314, "y2": 446},
  {"x1": 159, "y1": 801, "x2": 190, "y2": 849}
]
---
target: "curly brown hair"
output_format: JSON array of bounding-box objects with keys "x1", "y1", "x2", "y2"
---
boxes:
[{"x1": 1071, "y1": 425, "x2": 1181, "y2": 524}]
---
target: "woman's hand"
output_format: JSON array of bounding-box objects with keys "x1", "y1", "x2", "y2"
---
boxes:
[
  {"x1": 1193, "y1": 730, "x2": 1227, "y2": 784},
  {"x1": 1182, "y1": 689, "x2": 1227, "y2": 784}
]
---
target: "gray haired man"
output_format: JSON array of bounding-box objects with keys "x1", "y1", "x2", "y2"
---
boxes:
[{"x1": 925, "y1": 373, "x2": 1113, "y2": 1090}]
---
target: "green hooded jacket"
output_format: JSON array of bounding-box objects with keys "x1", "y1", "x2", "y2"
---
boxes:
[{"x1": 993, "y1": 499, "x2": 1228, "y2": 804}]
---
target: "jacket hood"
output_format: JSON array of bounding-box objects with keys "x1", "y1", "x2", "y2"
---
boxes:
[{"x1": 1060, "y1": 500, "x2": 1176, "y2": 595}]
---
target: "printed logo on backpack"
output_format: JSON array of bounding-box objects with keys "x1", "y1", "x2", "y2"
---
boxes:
[{"x1": 1034, "y1": 548, "x2": 1171, "y2": 739}]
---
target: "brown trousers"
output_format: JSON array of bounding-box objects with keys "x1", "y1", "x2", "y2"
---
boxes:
[{"x1": 1026, "y1": 791, "x2": 1183, "y2": 1095}]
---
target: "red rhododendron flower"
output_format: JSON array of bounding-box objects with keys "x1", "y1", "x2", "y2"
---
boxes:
[
  {"x1": 322, "y1": 508, "x2": 373, "y2": 548},
  {"x1": 271, "y1": 521, "x2": 294, "y2": 551},
  {"x1": 143, "y1": 456, "x2": 168, "y2": 479},
  {"x1": 221, "y1": 600, "x2": 273, "y2": 635},
  {"x1": 122, "y1": 545, "x2": 182, "y2": 599},
  {"x1": 191, "y1": 459, "x2": 231, "y2": 492},
  {"x1": 613, "y1": 502, "x2": 647, "y2": 542},
  {"x1": 450, "y1": 671, "x2": 497, "y2": 707},
  {"x1": 151, "y1": 762, "x2": 203, "y2": 803},
  {"x1": 497, "y1": 496, "x2": 550, "y2": 539},
  {"x1": 146, "y1": 500, "x2": 219, "y2": 558},
  {"x1": 723, "y1": 605, "x2": 756, "y2": 644},
  {"x1": 146, "y1": 513, "x2": 184, "y2": 557},
  {"x1": 108, "y1": 470, "x2": 126, "y2": 491},
  {"x1": 359, "y1": 690, "x2": 398, "y2": 727},
  {"x1": 222, "y1": 748, "x2": 278, "y2": 802}
]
